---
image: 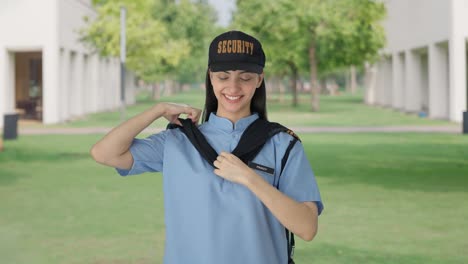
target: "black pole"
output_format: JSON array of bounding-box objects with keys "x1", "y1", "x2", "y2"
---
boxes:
[{"x1": 463, "y1": 111, "x2": 468, "y2": 134}]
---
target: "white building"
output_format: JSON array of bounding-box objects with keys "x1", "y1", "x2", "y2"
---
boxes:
[
  {"x1": 0, "y1": 0, "x2": 136, "y2": 127},
  {"x1": 366, "y1": 0, "x2": 468, "y2": 122}
]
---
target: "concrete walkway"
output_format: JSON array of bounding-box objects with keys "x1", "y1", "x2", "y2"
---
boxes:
[{"x1": 18, "y1": 125, "x2": 462, "y2": 135}]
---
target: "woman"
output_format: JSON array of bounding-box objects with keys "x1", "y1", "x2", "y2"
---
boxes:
[{"x1": 91, "y1": 30, "x2": 323, "y2": 264}]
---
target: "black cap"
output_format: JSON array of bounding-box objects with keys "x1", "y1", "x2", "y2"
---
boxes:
[{"x1": 208, "y1": 31, "x2": 265, "y2": 74}]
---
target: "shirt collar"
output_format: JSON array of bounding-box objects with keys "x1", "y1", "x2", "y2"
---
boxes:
[{"x1": 207, "y1": 112, "x2": 259, "y2": 133}]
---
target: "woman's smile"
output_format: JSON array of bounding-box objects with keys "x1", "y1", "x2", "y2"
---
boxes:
[{"x1": 223, "y1": 94, "x2": 243, "y2": 102}]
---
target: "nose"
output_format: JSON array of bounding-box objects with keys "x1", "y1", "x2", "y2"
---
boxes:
[{"x1": 225, "y1": 77, "x2": 242, "y2": 93}]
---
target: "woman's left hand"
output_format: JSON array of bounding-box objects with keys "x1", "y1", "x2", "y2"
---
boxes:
[{"x1": 213, "y1": 152, "x2": 255, "y2": 185}]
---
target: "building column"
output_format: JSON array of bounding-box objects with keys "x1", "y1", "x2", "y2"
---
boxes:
[
  {"x1": 375, "y1": 60, "x2": 384, "y2": 105},
  {"x1": 0, "y1": 49, "x2": 16, "y2": 127},
  {"x1": 43, "y1": 45, "x2": 60, "y2": 124},
  {"x1": 429, "y1": 43, "x2": 449, "y2": 119},
  {"x1": 89, "y1": 54, "x2": 99, "y2": 113},
  {"x1": 448, "y1": 37, "x2": 467, "y2": 122},
  {"x1": 74, "y1": 53, "x2": 84, "y2": 116},
  {"x1": 0, "y1": 48, "x2": 5, "y2": 127},
  {"x1": 420, "y1": 51, "x2": 429, "y2": 113},
  {"x1": 98, "y1": 57, "x2": 106, "y2": 111},
  {"x1": 392, "y1": 52, "x2": 405, "y2": 109},
  {"x1": 82, "y1": 54, "x2": 89, "y2": 114},
  {"x1": 404, "y1": 50, "x2": 421, "y2": 112},
  {"x1": 59, "y1": 48, "x2": 70, "y2": 122},
  {"x1": 383, "y1": 57, "x2": 393, "y2": 107},
  {"x1": 449, "y1": 0, "x2": 468, "y2": 122},
  {"x1": 69, "y1": 51, "x2": 78, "y2": 117},
  {"x1": 364, "y1": 62, "x2": 377, "y2": 105}
]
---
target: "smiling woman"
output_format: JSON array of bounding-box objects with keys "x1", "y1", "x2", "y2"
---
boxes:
[
  {"x1": 208, "y1": 70, "x2": 263, "y2": 123},
  {"x1": 90, "y1": 30, "x2": 323, "y2": 264}
]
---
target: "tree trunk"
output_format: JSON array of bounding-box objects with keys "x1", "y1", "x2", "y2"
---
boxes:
[
  {"x1": 350, "y1": 65, "x2": 357, "y2": 94},
  {"x1": 279, "y1": 78, "x2": 285, "y2": 103},
  {"x1": 164, "y1": 79, "x2": 173, "y2": 97},
  {"x1": 266, "y1": 78, "x2": 273, "y2": 94},
  {"x1": 152, "y1": 83, "x2": 160, "y2": 100},
  {"x1": 288, "y1": 62, "x2": 298, "y2": 107},
  {"x1": 309, "y1": 41, "x2": 320, "y2": 111},
  {"x1": 175, "y1": 81, "x2": 182, "y2": 93}
]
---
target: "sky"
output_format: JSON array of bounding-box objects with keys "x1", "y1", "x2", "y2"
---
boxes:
[{"x1": 207, "y1": 0, "x2": 236, "y2": 27}]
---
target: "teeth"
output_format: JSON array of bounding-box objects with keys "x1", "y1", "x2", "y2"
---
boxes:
[{"x1": 225, "y1": 95, "x2": 241, "y2": 100}]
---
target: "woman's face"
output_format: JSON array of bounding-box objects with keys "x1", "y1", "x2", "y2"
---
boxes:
[{"x1": 209, "y1": 70, "x2": 264, "y2": 122}]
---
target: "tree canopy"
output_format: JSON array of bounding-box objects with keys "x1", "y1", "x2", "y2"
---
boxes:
[
  {"x1": 234, "y1": 0, "x2": 386, "y2": 110},
  {"x1": 81, "y1": 0, "x2": 218, "y2": 83},
  {"x1": 82, "y1": 0, "x2": 386, "y2": 108}
]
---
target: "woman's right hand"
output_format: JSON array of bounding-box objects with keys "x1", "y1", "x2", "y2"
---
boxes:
[{"x1": 158, "y1": 102, "x2": 202, "y2": 126}]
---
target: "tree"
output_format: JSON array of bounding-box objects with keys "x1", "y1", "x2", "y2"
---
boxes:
[
  {"x1": 154, "y1": 0, "x2": 218, "y2": 85},
  {"x1": 81, "y1": 0, "x2": 218, "y2": 90},
  {"x1": 233, "y1": 0, "x2": 386, "y2": 111},
  {"x1": 233, "y1": 0, "x2": 308, "y2": 107}
]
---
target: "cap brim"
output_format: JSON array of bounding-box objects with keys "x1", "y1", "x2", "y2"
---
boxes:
[{"x1": 210, "y1": 62, "x2": 263, "y2": 74}]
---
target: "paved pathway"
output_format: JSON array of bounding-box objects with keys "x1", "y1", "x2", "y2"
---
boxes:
[{"x1": 18, "y1": 125, "x2": 462, "y2": 135}]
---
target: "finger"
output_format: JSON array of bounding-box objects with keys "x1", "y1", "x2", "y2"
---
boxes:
[
  {"x1": 213, "y1": 160, "x2": 221, "y2": 169},
  {"x1": 170, "y1": 116, "x2": 182, "y2": 126},
  {"x1": 220, "y1": 152, "x2": 235, "y2": 161},
  {"x1": 186, "y1": 108, "x2": 197, "y2": 122},
  {"x1": 190, "y1": 109, "x2": 202, "y2": 123},
  {"x1": 213, "y1": 168, "x2": 221, "y2": 176},
  {"x1": 183, "y1": 105, "x2": 196, "y2": 115},
  {"x1": 219, "y1": 151, "x2": 230, "y2": 158}
]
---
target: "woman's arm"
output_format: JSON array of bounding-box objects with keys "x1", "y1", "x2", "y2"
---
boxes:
[
  {"x1": 90, "y1": 103, "x2": 201, "y2": 170},
  {"x1": 213, "y1": 152, "x2": 318, "y2": 241},
  {"x1": 245, "y1": 172, "x2": 318, "y2": 241}
]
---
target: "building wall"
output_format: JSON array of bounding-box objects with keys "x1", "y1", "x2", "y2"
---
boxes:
[
  {"x1": 383, "y1": 0, "x2": 451, "y2": 53},
  {"x1": 368, "y1": 0, "x2": 468, "y2": 122},
  {"x1": 0, "y1": 0, "x2": 56, "y2": 126},
  {"x1": 0, "y1": 0, "x2": 135, "y2": 127}
]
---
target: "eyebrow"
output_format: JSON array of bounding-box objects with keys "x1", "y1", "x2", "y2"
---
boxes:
[{"x1": 221, "y1": 70, "x2": 250, "y2": 74}]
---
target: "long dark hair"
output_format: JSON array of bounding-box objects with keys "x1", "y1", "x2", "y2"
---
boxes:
[{"x1": 202, "y1": 69, "x2": 268, "y2": 123}]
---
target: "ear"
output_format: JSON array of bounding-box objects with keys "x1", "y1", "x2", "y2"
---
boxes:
[
  {"x1": 256, "y1": 72, "x2": 264, "y2": 88},
  {"x1": 208, "y1": 70, "x2": 215, "y2": 82}
]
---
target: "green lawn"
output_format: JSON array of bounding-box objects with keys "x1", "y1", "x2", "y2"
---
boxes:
[
  {"x1": 29, "y1": 89, "x2": 457, "y2": 128},
  {"x1": 1, "y1": 133, "x2": 467, "y2": 263}
]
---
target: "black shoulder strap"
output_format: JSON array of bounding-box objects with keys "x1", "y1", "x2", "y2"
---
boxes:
[
  {"x1": 167, "y1": 118, "x2": 298, "y2": 167},
  {"x1": 232, "y1": 119, "x2": 292, "y2": 163},
  {"x1": 278, "y1": 137, "x2": 298, "y2": 264},
  {"x1": 167, "y1": 118, "x2": 218, "y2": 167}
]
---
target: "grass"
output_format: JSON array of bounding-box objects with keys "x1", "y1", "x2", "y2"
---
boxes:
[
  {"x1": 24, "y1": 89, "x2": 457, "y2": 128},
  {"x1": 1, "y1": 133, "x2": 468, "y2": 263}
]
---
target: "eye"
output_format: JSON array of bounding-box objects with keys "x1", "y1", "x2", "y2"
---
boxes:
[
  {"x1": 216, "y1": 74, "x2": 229, "y2": 81},
  {"x1": 240, "y1": 73, "x2": 255, "y2": 81}
]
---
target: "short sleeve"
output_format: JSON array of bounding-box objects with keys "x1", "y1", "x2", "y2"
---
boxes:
[
  {"x1": 116, "y1": 131, "x2": 167, "y2": 176},
  {"x1": 278, "y1": 141, "x2": 324, "y2": 215}
]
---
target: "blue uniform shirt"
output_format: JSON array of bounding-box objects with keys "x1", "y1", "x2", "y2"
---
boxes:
[{"x1": 117, "y1": 113, "x2": 323, "y2": 264}]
